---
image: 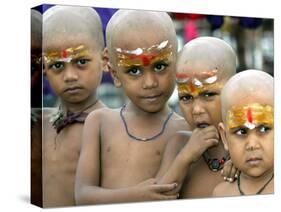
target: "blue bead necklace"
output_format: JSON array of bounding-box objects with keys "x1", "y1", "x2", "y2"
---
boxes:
[{"x1": 120, "y1": 104, "x2": 173, "y2": 141}]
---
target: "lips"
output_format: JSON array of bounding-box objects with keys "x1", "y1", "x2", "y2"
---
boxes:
[
  {"x1": 140, "y1": 93, "x2": 162, "y2": 101},
  {"x1": 64, "y1": 86, "x2": 83, "y2": 93},
  {"x1": 246, "y1": 157, "x2": 262, "y2": 166}
]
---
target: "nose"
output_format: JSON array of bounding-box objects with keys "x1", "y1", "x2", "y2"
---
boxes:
[
  {"x1": 63, "y1": 65, "x2": 79, "y2": 82},
  {"x1": 246, "y1": 132, "x2": 261, "y2": 151},
  {"x1": 142, "y1": 71, "x2": 158, "y2": 89},
  {"x1": 192, "y1": 98, "x2": 205, "y2": 116}
]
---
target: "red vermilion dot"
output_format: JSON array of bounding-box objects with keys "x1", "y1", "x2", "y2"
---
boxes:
[
  {"x1": 62, "y1": 50, "x2": 68, "y2": 58},
  {"x1": 141, "y1": 55, "x2": 150, "y2": 66},
  {"x1": 247, "y1": 108, "x2": 253, "y2": 123},
  {"x1": 189, "y1": 83, "x2": 195, "y2": 93}
]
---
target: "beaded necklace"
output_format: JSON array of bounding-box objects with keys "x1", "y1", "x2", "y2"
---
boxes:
[
  {"x1": 202, "y1": 150, "x2": 228, "y2": 172},
  {"x1": 120, "y1": 104, "x2": 173, "y2": 141}
]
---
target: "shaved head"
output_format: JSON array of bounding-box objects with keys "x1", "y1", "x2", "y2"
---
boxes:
[
  {"x1": 106, "y1": 9, "x2": 177, "y2": 62},
  {"x1": 221, "y1": 69, "x2": 274, "y2": 120},
  {"x1": 43, "y1": 5, "x2": 104, "y2": 51},
  {"x1": 177, "y1": 37, "x2": 236, "y2": 81},
  {"x1": 31, "y1": 9, "x2": 42, "y2": 48}
]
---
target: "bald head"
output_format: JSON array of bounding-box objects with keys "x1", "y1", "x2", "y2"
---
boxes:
[
  {"x1": 43, "y1": 5, "x2": 104, "y2": 51},
  {"x1": 177, "y1": 37, "x2": 236, "y2": 81},
  {"x1": 31, "y1": 9, "x2": 42, "y2": 48},
  {"x1": 221, "y1": 69, "x2": 274, "y2": 120},
  {"x1": 106, "y1": 9, "x2": 177, "y2": 61}
]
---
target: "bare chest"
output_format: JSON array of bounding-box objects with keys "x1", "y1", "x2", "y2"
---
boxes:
[
  {"x1": 43, "y1": 123, "x2": 83, "y2": 174},
  {"x1": 180, "y1": 158, "x2": 224, "y2": 198},
  {"x1": 100, "y1": 122, "x2": 168, "y2": 188}
]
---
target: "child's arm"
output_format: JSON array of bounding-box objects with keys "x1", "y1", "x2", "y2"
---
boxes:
[
  {"x1": 75, "y1": 111, "x2": 178, "y2": 205},
  {"x1": 156, "y1": 126, "x2": 219, "y2": 192}
]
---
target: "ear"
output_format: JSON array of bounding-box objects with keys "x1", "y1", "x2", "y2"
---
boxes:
[
  {"x1": 218, "y1": 122, "x2": 229, "y2": 151},
  {"x1": 102, "y1": 47, "x2": 122, "y2": 87},
  {"x1": 102, "y1": 47, "x2": 110, "y2": 73},
  {"x1": 111, "y1": 68, "x2": 122, "y2": 88}
]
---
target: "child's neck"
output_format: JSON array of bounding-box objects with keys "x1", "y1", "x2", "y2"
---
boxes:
[
  {"x1": 239, "y1": 168, "x2": 274, "y2": 195},
  {"x1": 61, "y1": 94, "x2": 98, "y2": 114},
  {"x1": 125, "y1": 101, "x2": 170, "y2": 118}
]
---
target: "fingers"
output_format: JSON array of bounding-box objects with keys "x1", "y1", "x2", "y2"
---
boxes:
[
  {"x1": 194, "y1": 126, "x2": 219, "y2": 141},
  {"x1": 206, "y1": 138, "x2": 219, "y2": 148},
  {"x1": 152, "y1": 183, "x2": 178, "y2": 193},
  {"x1": 221, "y1": 160, "x2": 237, "y2": 182},
  {"x1": 138, "y1": 178, "x2": 156, "y2": 186},
  {"x1": 228, "y1": 164, "x2": 238, "y2": 182},
  {"x1": 202, "y1": 127, "x2": 219, "y2": 140}
]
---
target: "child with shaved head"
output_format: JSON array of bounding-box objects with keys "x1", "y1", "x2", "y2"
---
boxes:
[
  {"x1": 212, "y1": 70, "x2": 274, "y2": 197},
  {"x1": 42, "y1": 5, "x2": 106, "y2": 207},
  {"x1": 155, "y1": 37, "x2": 237, "y2": 198},
  {"x1": 75, "y1": 9, "x2": 189, "y2": 205}
]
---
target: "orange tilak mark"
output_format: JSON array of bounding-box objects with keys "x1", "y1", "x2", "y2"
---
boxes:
[
  {"x1": 189, "y1": 83, "x2": 196, "y2": 93},
  {"x1": 247, "y1": 108, "x2": 253, "y2": 123}
]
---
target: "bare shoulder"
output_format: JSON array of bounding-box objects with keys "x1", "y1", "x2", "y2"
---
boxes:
[
  {"x1": 42, "y1": 107, "x2": 57, "y2": 125},
  {"x1": 212, "y1": 181, "x2": 237, "y2": 197},
  {"x1": 170, "y1": 112, "x2": 191, "y2": 131},
  {"x1": 167, "y1": 130, "x2": 192, "y2": 154},
  {"x1": 85, "y1": 107, "x2": 120, "y2": 125},
  {"x1": 43, "y1": 107, "x2": 57, "y2": 116}
]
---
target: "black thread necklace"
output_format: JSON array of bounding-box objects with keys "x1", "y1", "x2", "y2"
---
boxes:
[
  {"x1": 237, "y1": 172, "x2": 274, "y2": 195},
  {"x1": 51, "y1": 100, "x2": 98, "y2": 132},
  {"x1": 202, "y1": 150, "x2": 229, "y2": 172},
  {"x1": 120, "y1": 104, "x2": 173, "y2": 141}
]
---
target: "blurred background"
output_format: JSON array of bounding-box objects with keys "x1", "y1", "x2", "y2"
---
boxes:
[{"x1": 33, "y1": 5, "x2": 274, "y2": 113}]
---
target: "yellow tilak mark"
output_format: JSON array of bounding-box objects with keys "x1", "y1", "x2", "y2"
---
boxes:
[
  {"x1": 227, "y1": 103, "x2": 274, "y2": 129},
  {"x1": 43, "y1": 45, "x2": 88, "y2": 64},
  {"x1": 177, "y1": 82, "x2": 222, "y2": 97}
]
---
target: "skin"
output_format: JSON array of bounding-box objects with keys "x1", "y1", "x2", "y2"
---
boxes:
[
  {"x1": 42, "y1": 6, "x2": 106, "y2": 207},
  {"x1": 213, "y1": 70, "x2": 274, "y2": 197},
  {"x1": 75, "y1": 10, "x2": 190, "y2": 205},
  {"x1": 155, "y1": 37, "x2": 237, "y2": 198}
]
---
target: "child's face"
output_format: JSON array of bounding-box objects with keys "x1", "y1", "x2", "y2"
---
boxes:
[
  {"x1": 111, "y1": 32, "x2": 176, "y2": 113},
  {"x1": 221, "y1": 100, "x2": 274, "y2": 178},
  {"x1": 176, "y1": 65, "x2": 225, "y2": 129},
  {"x1": 43, "y1": 35, "x2": 103, "y2": 104}
]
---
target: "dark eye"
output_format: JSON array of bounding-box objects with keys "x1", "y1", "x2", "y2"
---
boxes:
[
  {"x1": 76, "y1": 58, "x2": 90, "y2": 66},
  {"x1": 127, "y1": 66, "x2": 142, "y2": 76},
  {"x1": 179, "y1": 94, "x2": 193, "y2": 103},
  {"x1": 201, "y1": 91, "x2": 217, "y2": 99},
  {"x1": 233, "y1": 127, "x2": 248, "y2": 136},
  {"x1": 153, "y1": 61, "x2": 168, "y2": 72},
  {"x1": 49, "y1": 62, "x2": 64, "y2": 72},
  {"x1": 258, "y1": 125, "x2": 272, "y2": 133}
]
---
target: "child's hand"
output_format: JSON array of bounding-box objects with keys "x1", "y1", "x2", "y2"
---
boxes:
[
  {"x1": 221, "y1": 159, "x2": 239, "y2": 182},
  {"x1": 134, "y1": 178, "x2": 179, "y2": 201},
  {"x1": 184, "y1": 126, "x2": 219, "y2": 163}
]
